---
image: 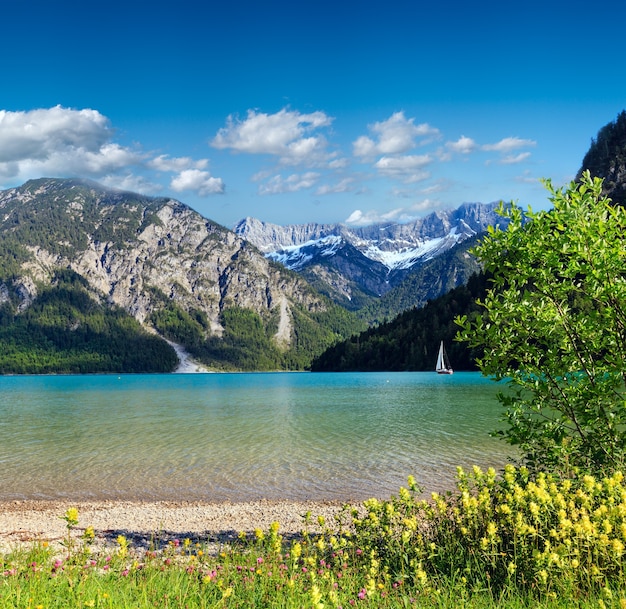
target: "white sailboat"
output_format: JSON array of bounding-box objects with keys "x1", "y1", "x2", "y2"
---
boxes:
[{"x1": 435, "y1": 341, "x2": 453, "y2": 375}]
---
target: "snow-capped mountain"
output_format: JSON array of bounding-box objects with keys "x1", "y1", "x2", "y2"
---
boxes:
[{"x1": 234, "y1": 202, "x2": 504, "y2": 307}]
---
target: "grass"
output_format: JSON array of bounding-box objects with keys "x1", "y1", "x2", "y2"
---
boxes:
[{"x1": 2, "y1": 466, "x2": 626, "y2": 608}]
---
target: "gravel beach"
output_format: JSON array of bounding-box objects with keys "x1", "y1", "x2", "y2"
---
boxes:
[{"x1": 0, "y1": 499, "x2": 351, "y2": 553}]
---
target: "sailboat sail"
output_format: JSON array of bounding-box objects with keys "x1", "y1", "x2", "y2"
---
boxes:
[{"x1": 435, "y1": 341, "x2": 453, "y2": 374}]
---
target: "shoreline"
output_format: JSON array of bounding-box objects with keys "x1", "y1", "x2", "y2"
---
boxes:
[{"x1": 0, "y1": 499, "x2": 352, "y2": 552}]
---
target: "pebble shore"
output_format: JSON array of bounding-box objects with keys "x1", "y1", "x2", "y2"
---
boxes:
[{"x1": 0, "y1": 499, "x2": 351, "y2": 553}]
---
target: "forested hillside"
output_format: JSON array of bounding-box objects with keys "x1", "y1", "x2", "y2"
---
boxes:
[
  {"x1": 0, "y1": 270, "x2": 178, "y2": 374},
  {"x1": 148, "y1": 290, "x2": 360, "y2": 371},
  {"x1": 310, "y1": 272, "x2": 488, "y2": 371},
  {"x1": 0, "y1": 178, "x2": 363, "y2": 373}
]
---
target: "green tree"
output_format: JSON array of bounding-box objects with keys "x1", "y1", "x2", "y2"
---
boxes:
[{"x1": 457, "y1": 172, "x2": 626, "y2": 475}]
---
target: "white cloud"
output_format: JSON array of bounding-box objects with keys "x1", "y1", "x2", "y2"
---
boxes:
[
  {"x1": 328, "y1": 157, "x2": 349, "y2": 169},
  {"x1": 408, "y1": 198, "x2": 446, "y2": 213},
  {"x1": 0, "y1": 106, "x2": 110, "y2": 164},
  {"x1": 257, "y1": 172, "x2": 320, "y2": 195},
  {"x1": 499, "y1": 152, "x2": 532, "y2": 165},
  {"x1": 344, "y1": 205, "x2": 416, "y2": 226},
  {"x1": 446, "y1": 135, "x2": 477, "y2": 155},
  {"x1": 100, "y1": 173, "x2": 163, "y2": 195},
  {"x1": 482, "y1": 137, "x2": 536, "y2": 153},
  {"x1": 345, "y1": 196, "x2": 450, "y2": 226},
  {"x1": 150, "y1": 155, "x2": 209, "y2": 172},
  {"x1": 352, "y1": 136, "x2": 377, "y2": 159},
  {"x1": 345, "y1": 209, "x2": 372, "y2": 225},
  {"x1": 374, "y1": 154, "x2": 432, "y2": 183},
  {"x1": 353, "y1": 112, "x2": 440, "y2": 158},
  {"x1": 170, "y1": 169, "x2": 225, "y2": 195},
  {"x1": 420, "y1": 180, "x2": 449, "y2": 195},
  {"x1": 0, "y1": 106, "x2": 145, "y2": 180},
  {"x1": 515, "y1": 170, "x2": 541, "y2": 184},
  {"x1": 211, "y1": 108, "x2": 333, "y2": 166},
  {"x1": 0, "y1": 106, "x2": 226, "y2": 199},
  {"x1": 316, "y1": 177, "x2": 354, "y2": 195}
]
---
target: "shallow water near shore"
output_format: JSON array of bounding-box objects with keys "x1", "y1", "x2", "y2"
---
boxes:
[{"x1": 0, "y1": 371, "x2": 515, "y2": 502}]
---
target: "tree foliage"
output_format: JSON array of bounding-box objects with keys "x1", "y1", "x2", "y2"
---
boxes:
[{"x1": 457, "y1": 172, "x2": 626, "y2": 475}]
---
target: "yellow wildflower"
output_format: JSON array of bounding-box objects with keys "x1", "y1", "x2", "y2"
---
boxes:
[
  {"x1": 612, "y1": 538, "x2": 625, "y2": 557},
  {"x1": 415, "y1": 565, "x2": 428, "y2": 585},
  {"x1": 291, "y1": 541, "x2": 302, "y2": 559},
  {"x1": 507, "y1": 561, "x2": 516, "y2": 575},
  {"x1": 64, "y1": 507, "x2": 79, "y2": 526},
  {"x1": 399, "y1": 487, "x2": 411, "y2": 501},
  {"x1": 221, "y1": 587, "x2": 233, "y2": 599},
  {"x1": 537, "y1": 569, "x2": 548, "y2": 585},
  {"x1": 83, "y1": 526, "x2": 95, "y2": 541},
  {"x1": 310, "y1": 584, "x2": 323, "y2": 609}
]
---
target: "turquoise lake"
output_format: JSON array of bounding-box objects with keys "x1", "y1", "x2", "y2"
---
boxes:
[{"x1": 0, "y1": 372, "x2": 516, "y2": 502}]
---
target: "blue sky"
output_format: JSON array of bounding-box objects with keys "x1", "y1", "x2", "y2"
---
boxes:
[{"x1": 1, "y1": 0, "x2": 625, "y2": 227}]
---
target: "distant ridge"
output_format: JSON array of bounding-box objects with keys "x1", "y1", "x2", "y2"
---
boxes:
[{"x1": 234, "y1": 202, "x2": 505, "y2": 314}]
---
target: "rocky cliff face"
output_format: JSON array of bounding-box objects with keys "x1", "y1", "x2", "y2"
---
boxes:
[
  {"x1": 0, "y1": 178, "x2": 342, "y2": 359},
  {"x1": 578, "y1": 110, "x2": 626, "y2": 206}
]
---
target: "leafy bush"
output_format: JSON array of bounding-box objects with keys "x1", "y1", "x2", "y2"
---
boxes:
[{"x1": 457, "y1": 173, "x2": 626, "y2": 475}]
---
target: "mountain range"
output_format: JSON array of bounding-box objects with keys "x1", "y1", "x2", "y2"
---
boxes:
[
  {"x1": 233, "y1": 202, "x2": 503, "y2": 312},
  {"x1": 0, "y1": 178, "x2": 506, "y2": 373}
]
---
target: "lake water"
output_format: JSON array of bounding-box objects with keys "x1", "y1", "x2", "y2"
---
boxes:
[{"x1": 0, "y1": 372, "x2": 516, "y2": 502}]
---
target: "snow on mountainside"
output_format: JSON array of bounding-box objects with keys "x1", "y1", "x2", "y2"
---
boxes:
[
  {"x1": 234, "y1": 202, "x2": 502, "y2": 272},
  {"x1": 268, "y1": 235, "x2": 344, "y2": 270},
  {"x1": 233, "y1": 202, "x2": 504, "y2": 305}
]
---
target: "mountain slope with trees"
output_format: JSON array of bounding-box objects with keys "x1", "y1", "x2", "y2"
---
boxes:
[
  {"x1": 310, "y1": 272, "x2": 488, "y2": 372},
  {"x1": 0, "y1": 178, "x2": 363, "y2": 372},
  {"x1": 0, "y1": 269, "x2": 178, "y2": 373},
  {"x1": 360, "y1": 236, "x2": 482, "y2": 325}
]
